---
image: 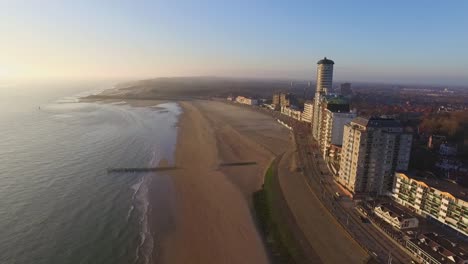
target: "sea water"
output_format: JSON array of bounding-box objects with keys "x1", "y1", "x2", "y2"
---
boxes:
[{"x1": 0, "y1": 81, "x2": 180, "y2": 264}]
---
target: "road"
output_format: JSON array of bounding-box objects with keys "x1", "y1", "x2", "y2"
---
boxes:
[{"x1": 291, "y1": 119, "x2": 413, "y2": 264}]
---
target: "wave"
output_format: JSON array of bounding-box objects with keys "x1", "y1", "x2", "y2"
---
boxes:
[
  {"x1": 131, "y1": 174, "x2": 154, "y2": 264},
  {"x1": 131, "y1": 151, "x2": 159, "y2": 264},
  {"x1": 53, "y1": 114, "x2": 73, "y2": 119}
]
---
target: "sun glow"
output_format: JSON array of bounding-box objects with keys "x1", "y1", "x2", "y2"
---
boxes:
[{"x1": 0, "y1": 66, "x2": 13, "y2": 79}]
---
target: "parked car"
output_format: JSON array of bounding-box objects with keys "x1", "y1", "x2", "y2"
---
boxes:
[{"x1": 360, "y1": 216, "x2": 370, "y2": 223}]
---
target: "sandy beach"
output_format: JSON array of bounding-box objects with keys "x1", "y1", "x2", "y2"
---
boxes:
[
  {"x1": 155, "y1": 100, "x2": 291, "y2": 264},
  {"x1": 148, "y1": 99, "x2": 367, "y2": 264}
]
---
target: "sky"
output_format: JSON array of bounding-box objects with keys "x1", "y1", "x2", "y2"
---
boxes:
[{"x1": 1, "y1": 0, "x2": 468, "y2": 85}]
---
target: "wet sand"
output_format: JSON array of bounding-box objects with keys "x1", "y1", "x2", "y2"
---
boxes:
[{"x1": 156, "y1": 100, "x2": 290, "y2": 264}]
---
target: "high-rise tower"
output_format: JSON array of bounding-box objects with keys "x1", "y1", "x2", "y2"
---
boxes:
[
  {"x1": 316, "y1": 57, "x2": 334, "y2": 94},
  {"x1": 312, "y1": 57, "x2": 334, "y2": 140}
]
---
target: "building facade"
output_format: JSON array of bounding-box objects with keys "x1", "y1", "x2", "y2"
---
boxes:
[
  {"x1": 338, "y1": 117, "x2": 412, "y2": 195},
  {"x1": 392, "y1": 173, "x2": 468, "y2": 236},
  {"x1": 312, "y1": 57, "x2": 334, "y2": 140}
]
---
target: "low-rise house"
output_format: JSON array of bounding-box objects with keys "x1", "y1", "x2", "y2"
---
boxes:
[
  {"x1": 440, "y1": 144, "x2": 458, "y2": 157},
  {"x1": 428, "y1": 135, "x2": 447, "y2": 151},
  {"x1": 436, "y1": 158, "x2": 462, "y2": 172},
  {"x1": 374, "y1": 203, "x2": 419, "y2": 230},
  {"x1": 406, "y1": 233, "x2": 468, "y2": 264}
]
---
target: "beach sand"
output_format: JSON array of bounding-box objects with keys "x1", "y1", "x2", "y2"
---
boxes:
[{"x1": 155, "y1": 100, "x2": 291, "y2": 264}]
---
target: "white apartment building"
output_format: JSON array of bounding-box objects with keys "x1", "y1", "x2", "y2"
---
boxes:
[
  {"x1": 235, "y1": 96, "x2": 258, "y2": 106},
  {"x1": 392, "y1": 173, "x2": 468, "y2": 236},
  {"x1": 301, "y1": 101, "x2": 313, "y2": 123},
  {"x1": 319, "y1": 109, "x2": 356, "y2": 158},
  {"x1": 281, "y1": 106, "x2": 302, "y2": 121},
  {"x1": 338, "y1": 117, "x2": 412, "y2": 195}
]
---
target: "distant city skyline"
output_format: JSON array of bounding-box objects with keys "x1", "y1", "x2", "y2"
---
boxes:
[{"x1": 1, "y1": 1, "x2": 468, "y2": 85}]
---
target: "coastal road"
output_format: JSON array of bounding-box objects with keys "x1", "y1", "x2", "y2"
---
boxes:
[
  {"x1": 292, "y1": 121, "x2": 413, "y2": 264},
  {"x1": 277, "y1": 148, "x2": 369, "y2": 263}
]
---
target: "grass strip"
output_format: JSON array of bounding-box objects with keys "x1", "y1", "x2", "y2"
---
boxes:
[{"x1": 253, "y1": 163, "x2": 299, "y2": 264}]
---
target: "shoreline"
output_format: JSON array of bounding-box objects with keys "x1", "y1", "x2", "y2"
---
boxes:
[{"x1": 81, "y1": 95, "x2": 367, "y2": 264}]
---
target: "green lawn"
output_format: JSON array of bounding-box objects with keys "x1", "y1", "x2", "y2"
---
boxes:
[{"x1": 253, "y1": 163, "x2": 300, "y2": 264}]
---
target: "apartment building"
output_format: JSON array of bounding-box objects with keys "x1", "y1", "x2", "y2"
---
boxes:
[
  {"x1": 338, "y1": 117, "x2": 412, "y2": 195},
  {"x1": 301, "y1": 101, "x2": 313, "y2": 123},
  {"x1": 281, "y1": 105, "x2": 302, "y2": 121},
  {"x1": 318, "y1": 96, "x2": 355, "y2": 158},
  {"x1": 235, "y1": 96, "x2": 258, "y2": 105},
  {"x1": 392, "y1": 173, "x2": 468, "y2": 236},
  {"x1": 272, "y1": 92, "x2": 294, "y2": 110}
]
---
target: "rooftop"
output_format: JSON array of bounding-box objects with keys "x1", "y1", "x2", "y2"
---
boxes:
[
  {"x1": 351, "y1": 116, "x2": 401, "y2": 128},
  {"x1": 410, "y1": 175, "x2": 468, "y2": 201},
  {"x1": 324, "y1": 95, "x2": 349, "y2": 105},
  {"x1": 317, "y1": 57, "x2": 335, "y2": 65},
  {"x1": 351, "y1": 116, "x2": 370, "y2": 127},
  {"x1": 376, "y1": 203, "x2": 416, "y2": 221},
  {"x1": 408, "y1": 233, "x2": 468, "y2": 264}
]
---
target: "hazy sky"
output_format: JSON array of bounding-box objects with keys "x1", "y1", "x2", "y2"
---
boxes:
[{"x1": 1, "y1": 0, "x2": 468, "y2": 85}]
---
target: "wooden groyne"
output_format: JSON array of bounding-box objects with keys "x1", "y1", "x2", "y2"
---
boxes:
[
  {"x1": 107, "y1": 162, "x2": 256, "y2": 173},
  {"x1": 219, "y1": 161, "x2": 257, "y2": 167},
  {"x1": 107, "y1": 166, "x2": 178, "y2": 173}
]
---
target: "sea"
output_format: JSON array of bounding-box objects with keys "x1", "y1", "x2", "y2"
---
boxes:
[{"x1": 0, "y1": 81, "x2": 181, "y2": 264}]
